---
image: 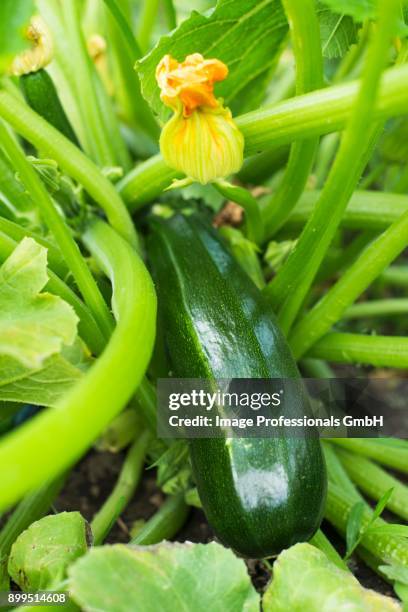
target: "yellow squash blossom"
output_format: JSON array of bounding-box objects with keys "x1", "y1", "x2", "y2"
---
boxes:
[
  {"x1": 156, "y1": 53, "x2": 244, "y2": 185},
  {"x1": 10, "y1": 15, "x2": 53, "y2": 76}
]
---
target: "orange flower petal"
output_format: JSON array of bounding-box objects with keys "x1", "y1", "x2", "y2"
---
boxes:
[{"x1": 155, "y1": 53, "x2": 228, "y2": 116}]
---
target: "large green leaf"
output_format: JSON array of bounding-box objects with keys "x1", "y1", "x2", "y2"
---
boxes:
[
  {"x1": 136, "y1": 0, "x2": 288, "y2": 122},
  {"x1": 263, "y1": 543, "x2": 401, "y2": 611},
  {"x1": 0, "y1": 353, "x2": 83, "y2": 407},
  {"x1": 69, "y1": 541, "x2": 259, "y2": 611},
  {"x1": 8, "y1": 512, "x2": 90, "y2": 591},
  {"x1": 318, "y1": 7, "x2": 359, "y2": 58},
  {"x1": 0, "y1": 0, "x2": 35, "y2": 74},
  {"x1": 0, "y1": 238, "x2": 78, "y2": 369}
]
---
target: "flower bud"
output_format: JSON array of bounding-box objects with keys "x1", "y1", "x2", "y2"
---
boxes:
[
  {"x1": 11, "y1": 16, "x2": 53, "y2": 76},
  {"x1": 156, "y1": 53, "x2": 244, "y2": 184}
]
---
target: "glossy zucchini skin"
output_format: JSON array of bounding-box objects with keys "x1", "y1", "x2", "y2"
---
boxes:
[
  {"x1": 20, "y1": 69, "x2": 80, "y2": 146},
  {"x1": 148, "y1": 213, "x2": 326, "y2": 558}
]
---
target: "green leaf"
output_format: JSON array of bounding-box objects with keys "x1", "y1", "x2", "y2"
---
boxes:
[
  {"x1": 263, "y1": 543, "x2": 401, "y2": 611},
  {"x1": 379, "y1": 563, "x2": 408, "y2": 585},
  {"x1": 319, "y1": 0, "x2": 376, "y2": 21},
  {"x1": 136, "y1": 0, "x2": 288, "y2": 122},
  {"x1": 318, "y1": 7, "x2": 359, "y2": 58},
  {"x1": 154, "y1": 440, "x2": 193, "y2": 495},
  {"x1": 0, "y1": 238, "x2": 78, "y2": 369},
  {"x1": 371, "y1": 487, "x2": 395, "y2": 523},
  {"x1": 8, "y1": 512, "x2": 90, "y2": 591},
  {"x1": 0, "y1": 353, "x2": 83, "y2": 407},
  {"x1": 345, "y1": 500, "x2": 365, "y2": 559},
  {"x1": 0, "y1": 0, "x2": 35, "y2": 74},
  {"x1": 69, "y1": 541, "x2": 259, "y2": 611}
]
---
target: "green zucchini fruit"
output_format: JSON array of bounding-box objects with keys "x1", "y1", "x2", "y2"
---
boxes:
[
  {"x1": 147, "y1": 212, "x2": 327, "y2": 558},
  {"x1": 20, "y1": 69, "x2": 80, "y2": 146}
]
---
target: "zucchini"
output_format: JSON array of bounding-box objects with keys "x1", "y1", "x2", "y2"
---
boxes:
[
  {"x1": 147, "y1": 213, "x2": 327, "y2": 558},
  {"x1": 20, "y1": 69, "x2": 80, "y2": 146}
]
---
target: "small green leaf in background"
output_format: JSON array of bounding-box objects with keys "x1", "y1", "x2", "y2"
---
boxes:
[
  {"x1": 319, "y1": 0, "x2": 376, "y2": 21},
  {"x1": 68, "y1": 541, "x2": 259, "y2": 612},
  {"x1": 345, "y1": 500, "x2": 365, "y2": 559},
  {"x1": 0, "y1": 238, "x2": 78, "y2": 369},
  {"x1": 0, "y1": 0, "x2": 35, "y2": 74},
  {"x1": 8, "y1": 512, "x2": 90, "y2": 591},
  {"x1": 136, "y1": 0, "x2": 288, "y2": 122},
  {"x1": 263, "y1": 543, "x2": 401, "y2": 611},
  {"x1": 371, "y1": 487, "x2": 394, "y2": 522},
  {"x1": 318, "y1": 7, "x2": 359, "y2": 58}
]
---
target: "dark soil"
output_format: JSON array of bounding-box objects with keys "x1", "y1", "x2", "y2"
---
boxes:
[{"x1": 53, "y1": 449, "x2": 394, "y2": 597}]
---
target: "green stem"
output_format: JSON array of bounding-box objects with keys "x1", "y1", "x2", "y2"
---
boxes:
[
  {"x1": 0, "y1": 90, "x2": 138, "y2": 248},
  {"x1": 344, "y1": 298, "x2": 408, "y2": 319},
  {"x1": 213, "y1": 181, "x2": 263, "y2": 243},
  {"x1": 300, "y1": 358, "x2": 333, "y2": 378},
  {"x1": 314, "y1": 133, "x2": 339, "y2": 188},
  {"x1": 315, "y1": 230, "x2": 375, "y2": 284},
  {"x1": 0, "y1": 220, "x2": 156, "y2": 510},
  {"x1": 162, "y1": 0, "x2": 177, "y2": 30},
  {"x1": 105, "y1": 2, "x2": 159, "y2": 139},
  {"x1": 266, "y1": 0, "x2": 399, "y2": 334},
  {"x1": 380, "y1": 265, "x2": 408, "y2": 287},
  {"x1": 329, "y1": 439, "x2": 408, "y2": 474},
  {"x1": 134, "y1": 377, "x2": 160, "y2": 435},
  {"x1": 96, "y1": 406, "x2": 142, "y2": 453},
  {"x1": 0, "y1": 122, "x2": 114, "y2": 342},
  {"x1": 91, "y1": 431, "x2": 150, "y2": 545},
  {"x1": 262, "y1": 0, "x2": 323, "y2": 236},
  {"x1": 61, "y1": 0, "x2": 119, "y2": 167},
  {"x1": 336, "y1": 447, "x2": 408, "y2": 521},
  {"x1": 285, "y1": 189, "x2": 408, "y2": 232},
  {"x1": 103, "y1": 0, "x2": 142, "y2": 59},
  {"x1": 322, "y1": 442, "x2": 362, "y2": 501},
  {"x1": 289, "y1": 207, "x2": 408, "y2": 357},
  {"x1": 119, "y1": 62, "x2": 408, "y2": 211},
  {"x1": 137, "y1": 0, "x2": 160, "y2": 53},
  {"x1": 0, "y1": 217, "x2": 68, "y2": 278},
  {"x1": 306, "y1": 332, "x2": 408, "y2": 369},
  {"x1": 130, "y1": 494, "x2": 189, "y2": 545},
  {"x1": 267, "y1": 124, "x2": 381, "y2": 334}
]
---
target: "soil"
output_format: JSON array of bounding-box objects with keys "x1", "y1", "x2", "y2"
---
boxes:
[{"x1": 53, "y1": 449, "x2": 394, "y2": 598}]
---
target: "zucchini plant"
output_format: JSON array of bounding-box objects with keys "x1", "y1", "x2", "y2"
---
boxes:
[{"x1": 0, "y1": 0, "x2": 407, "y2": 609}]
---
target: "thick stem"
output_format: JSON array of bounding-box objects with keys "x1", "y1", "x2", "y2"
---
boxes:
[
  {"x1": 130, "y1": 493, "x2": 189, "y2": 545},
  {"x1": 266, "y1": 0, "x2": 400, "y2": 334},
  {"x1": 284, "y1": 190, "x2": 408, "y2": 232},
  {"x1": 91, "y1": 431, "x2": 150, "y2": 545},
  {"x1": 305, "y1": 332, "x2": 408, "y2": 369},
  {"x1": 137, "y1": 0, "x2": 160, "y2": 53},
  {"x1": 344, "y1": 298, "x2": 408, "y2": 319},
  {"x1": 262, "y1": 0, "x2": 323, "y2": 235},
  {"x1": 0, "y1": 220, "x2": 156, "y2": 510},
  {"x1": 289, "y1": 207, "x2": 408, "y2": 357},
  {"x1": 336, "y1": 447, "x2": 408, "y2": 521},
  {"x1": 329, "y1": 439, "x2": 408, "y2": 474},
  {"x1": 61, "y1": 0, "x2": 120, "y2": 167}
]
